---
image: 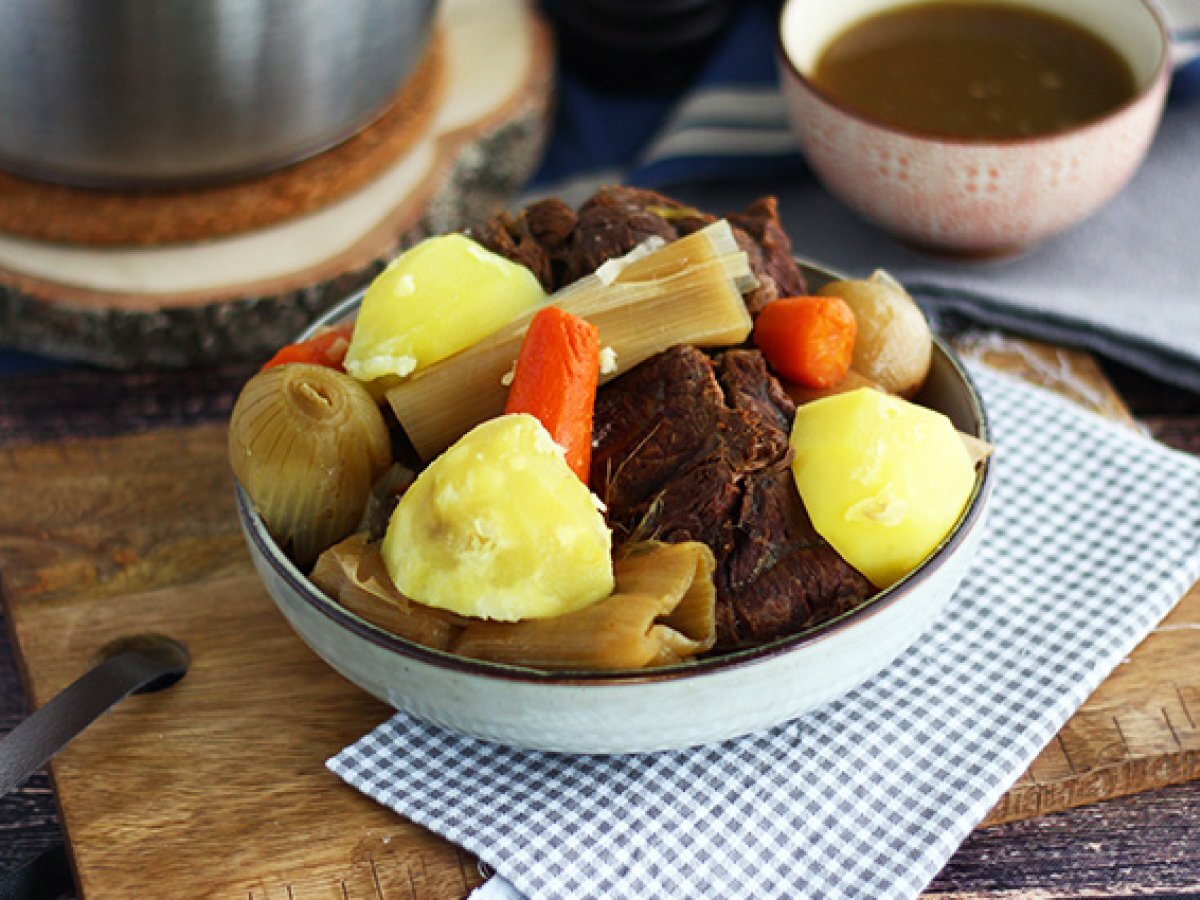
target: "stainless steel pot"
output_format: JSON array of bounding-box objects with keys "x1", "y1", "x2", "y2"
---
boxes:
[{"x1": 0, "y1": 0, "x2": 437, "y2": 187}]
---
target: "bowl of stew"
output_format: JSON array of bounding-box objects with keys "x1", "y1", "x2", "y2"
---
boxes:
[
  {"x1": 233, "y1": 206, "x2": 994, "y2": 753},
  {"x1": 777, "y1": 0, "x2": 1170, "y2": 256}
]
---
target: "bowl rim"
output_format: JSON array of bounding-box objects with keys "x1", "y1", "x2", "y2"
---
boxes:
[
  {"x1": 245, "y1": 260, "x2": 993, "y2": 686},
  {"x1": 775, "y1": 0, "x2": 1172, "y2": 148}
]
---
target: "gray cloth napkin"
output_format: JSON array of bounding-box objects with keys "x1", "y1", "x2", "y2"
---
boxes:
[
  {"x1": 525, "y1": 0, "x2": 1200, "y2": 392},
  {"x1": 330, "y1": 363, "x2": 1200, "y2": 899},
  {"x1": 671, "y1": 100, "x2": 1200, "y2": 393}
]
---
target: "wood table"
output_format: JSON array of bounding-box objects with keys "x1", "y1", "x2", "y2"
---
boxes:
[{"x1": 0, "y1": 349, "x2": 1197, "y2": 897}]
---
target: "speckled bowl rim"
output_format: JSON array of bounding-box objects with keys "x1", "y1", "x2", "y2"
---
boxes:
[
  {"x1": 238, "y1": 260, "x2": 993, "y2": 687},
  {"x1": 775, "y1": 0, "x2": 1172, "y2": 147}
]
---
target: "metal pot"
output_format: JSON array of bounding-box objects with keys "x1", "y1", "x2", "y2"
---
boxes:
[{"x1": 0, "y1": 0, "x2": 437, "y2": 188}]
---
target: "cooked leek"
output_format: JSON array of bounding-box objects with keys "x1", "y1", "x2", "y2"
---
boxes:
[
  {"x1": 387, "y1": 221, "x2": 756, "y2": 461},
  {"x1": 229, "y1": 363, "x2": 391, "y2": 567},
  {"x1": 311, "y1": 533, "x2": 464, "y2": 650},
  {"x1": 454, "y1": 540, "x2": 717, "y2": 669},
  {"x1": 312, "y1": 535, "x2": 717, "y2": 670}
]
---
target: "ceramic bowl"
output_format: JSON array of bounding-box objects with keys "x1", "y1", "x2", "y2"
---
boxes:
[
  {"x1": 236, "y1": 263, "x2": 993, "y2": 754},
  {"x1": 777, "y1": 0, "x2": 1170, "y2": 256}
]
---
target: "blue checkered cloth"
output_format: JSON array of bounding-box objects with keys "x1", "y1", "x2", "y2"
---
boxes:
[{"x1": 330, "y1": 362, "x2": 1200, "y2": 900}]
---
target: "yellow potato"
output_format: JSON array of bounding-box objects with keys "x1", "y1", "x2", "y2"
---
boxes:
[
  {"x1": 382, "y1": 414, "x2": 614, "y2": 621},
  {"x1": 789, "y1": 388, "x2": 975, "y2": 588},
  {"x1": 344, "y1": 234, "x2": 546, "y2": 383}
]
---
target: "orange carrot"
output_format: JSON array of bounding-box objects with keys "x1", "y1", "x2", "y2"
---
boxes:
[
  {"x1": 262, "y1": 323, "x2": 356, "y2": 372},
  {"x1": 504, "y1": 306, "x2": 600, "y2": 482},
  {"x1": 752, "y1": 295, "x2": 857, "y2": 388}
]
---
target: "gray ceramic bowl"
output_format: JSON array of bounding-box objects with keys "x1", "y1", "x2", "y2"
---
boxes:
[{"x1": 236, "y1": 262, "x2": 993, "y2": 754}]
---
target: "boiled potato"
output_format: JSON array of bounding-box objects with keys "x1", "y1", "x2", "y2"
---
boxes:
[
  {"x1": 382, "y1": 414, "x2": 614, "y2": 621},
  {"x1": 344, "y1": 234, "x2": 546, "y2": 383},
  {"x1": 817, "y1": 270, "x2": 931, "y2": 397},
  {"x1": 789, "y1": 388, "x2": 975, "y2": 588}
]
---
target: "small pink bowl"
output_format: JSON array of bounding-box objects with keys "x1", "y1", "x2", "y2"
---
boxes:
[{"x1": 777, "y1": 0, "x2": 1171, "y2": 257}]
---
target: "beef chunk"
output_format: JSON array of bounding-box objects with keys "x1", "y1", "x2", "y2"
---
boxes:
[
  {"x1": 591, "y1": 346, "x2": 875, "y2": 650},
  {"x1": 467, "y1": 210, "x2": 556, "y2": 291},
  {"x1": 581, "y1": 185, "x2": 697, "y2": 222},
  {"x1": 591, "y1": 343, "x2": 724, "y2": 513},
  {"x1": 728, "y1": 197, "x2": 807, "y2": 315},
  {"x1": 717, "y1": 348, "x2": 795, "y2": 435},
  {"x1": 565, "y1": 189, "x2": 679, "y2": 284},
  {"x1": 466, "y1": 189, "x2": 803, "y2": 314},
  {"x1": 523, "y1": 198, "x2": 577, "y2": 259}
]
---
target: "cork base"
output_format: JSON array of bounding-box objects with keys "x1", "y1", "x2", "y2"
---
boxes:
[{"x1": 0, "y1": 32, "x2": 446, "y2": 247}]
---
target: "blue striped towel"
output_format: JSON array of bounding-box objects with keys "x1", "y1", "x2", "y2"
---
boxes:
[{"x1": 525, "y1": 0, "x2": 1200, "y2": 392}]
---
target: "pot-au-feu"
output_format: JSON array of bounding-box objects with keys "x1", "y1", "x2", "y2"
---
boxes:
[{"x1": 229, "y1": 188, "x2": 989, "y2": 670}]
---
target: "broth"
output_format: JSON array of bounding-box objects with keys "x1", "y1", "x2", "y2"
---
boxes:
[{"x1": 811, "y1": 1, "x2": 1138, "y2": 139}]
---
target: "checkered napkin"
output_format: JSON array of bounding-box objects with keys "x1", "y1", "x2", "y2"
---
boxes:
[{"x1": 329, "y1": 362, "x2": 1200, "y2": 900}]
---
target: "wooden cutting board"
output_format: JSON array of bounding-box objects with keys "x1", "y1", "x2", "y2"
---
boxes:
[{"x1": 0, "y1": 340, "x2": 1196, "y2": 897}]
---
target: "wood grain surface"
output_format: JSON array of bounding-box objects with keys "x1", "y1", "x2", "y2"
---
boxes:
[
  {"x1": 0, "y1": 339, "x2": 1197, "y2": 898},
  {"x1": 0, "y1": 425, "x2": 487, "y2": 897},
  {"x1": 953, "y1": 335, "x2": 1200, "y2": 827}
]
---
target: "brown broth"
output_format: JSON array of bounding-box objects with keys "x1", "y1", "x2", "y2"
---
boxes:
[{"x1": 811, "y1": 1, "x2": 1138, "y2": 139}]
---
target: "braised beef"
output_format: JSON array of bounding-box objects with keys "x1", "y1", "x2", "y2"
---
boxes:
[
  {"x1": 565, "y1": 192, "x2": 678, "y2": 284},
  {"x1": 728, "y1": 197, "x2": 807, "y2": 316},
  {"x1": 469, "y1": 188, "x2": 853, "y2": 649},
  {"x1": 523, "y1": 198, "x2": 577, "y2": 260},
  {"x1": 591, "y1": 345, "x2": 876, "y2": 650},
  {"x1": 468, "y1": 210, "x2": 557, "y2": 291},
  {"x1": 468, "y1": 187, "x2": 806, "y2": 309}
]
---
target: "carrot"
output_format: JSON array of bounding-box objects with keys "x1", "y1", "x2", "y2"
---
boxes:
[
  {"x1": 262, "y1": 323, "x2": 356, "y2": 372},
  {"x1": 752, "y1": 295, "x2": 857, "y2": 389},
  {"x1": 504, "y1": 306, "x2": 600, "y2": 482}
]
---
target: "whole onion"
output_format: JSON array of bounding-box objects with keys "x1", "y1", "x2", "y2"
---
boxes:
[
  {"x1": 818, "y1": 270, "x2": 932, "y2": 398},
  {"x1": 229, "y1": 363, "x2": 391, "y2": 568}
]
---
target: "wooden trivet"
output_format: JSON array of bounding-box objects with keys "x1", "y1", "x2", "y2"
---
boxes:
[
  {"x1": 0, "y1": 0, "x2": 553, "y2": 369},
  {"x1": 0, "y1": 33, "x2": 446, "y2": 247}
]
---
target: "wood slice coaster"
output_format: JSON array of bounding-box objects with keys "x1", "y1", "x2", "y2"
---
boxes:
[
  {"x1": 0, "y1": 0, "x2": 553, "y2": 369},
  {"x1": 0, "y1": 33, "x2": 446, "y2": 248}
]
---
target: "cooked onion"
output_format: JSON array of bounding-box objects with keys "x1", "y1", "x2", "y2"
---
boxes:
[
  {"x1": 229, "y1": 363, "x2": 391, "y2": 568},
  {"x1": 818, "y1": 270, "x2": 932, "y2": 398}
]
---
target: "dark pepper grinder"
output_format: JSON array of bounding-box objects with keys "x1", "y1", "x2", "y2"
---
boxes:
[{"x1": 545, "y1": 0, "x2": 739, "y2": 92}]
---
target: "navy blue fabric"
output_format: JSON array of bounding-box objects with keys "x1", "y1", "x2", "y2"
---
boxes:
[
  {"x1": 1172, "y1": 55, "x2": 1200, "y2": 100},
  {"x1": 531, "y1": 1, "x2": 804, "y2": 191},
  {"x1": 0, "y1": 348, "x2": 86, "y2": 378}
]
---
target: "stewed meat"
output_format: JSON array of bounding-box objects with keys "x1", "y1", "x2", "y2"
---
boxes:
[
  {"x1": 467, "y1": 187, "x2": 807, "y2": 310},
  {"x1": 590, "y1": 345, "x2": 876, "y2": 650}
]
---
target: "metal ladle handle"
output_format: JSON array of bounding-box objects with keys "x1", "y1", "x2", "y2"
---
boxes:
[{"x1": 0, "y1": 634, "x2": 189, "y2": 796}]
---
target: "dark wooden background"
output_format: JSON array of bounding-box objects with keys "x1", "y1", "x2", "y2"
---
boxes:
[{"x1": 1, "y1": 352, "x2": 1198, "y2": 897}]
